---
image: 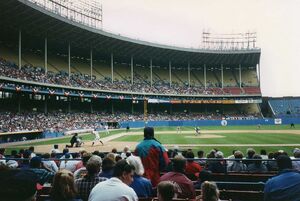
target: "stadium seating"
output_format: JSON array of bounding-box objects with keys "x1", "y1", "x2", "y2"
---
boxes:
[{"x1": 269, "y1": 98, "x2": 300, "y2": 117}]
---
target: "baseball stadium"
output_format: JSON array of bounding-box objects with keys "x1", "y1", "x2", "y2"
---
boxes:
[{"x1": 0, "y1": 1, "x2": 300, "y2": 201}]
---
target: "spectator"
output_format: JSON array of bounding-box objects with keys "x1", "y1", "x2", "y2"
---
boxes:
[
  {"x1": 127, "y1": 155, "x2": 153, "y2": 197},
  {"x1": 157, "y1": 181, "x2": 175, "y2": 201},
  {"x1": 135, "y1": 127, "x2": 170, "y2": 186},
  {"x1": 0, "y1": 148, "x2": 6, "y2": 165},
  {"x1": 89, "y1": 159, "x2": 138, "y2": 201},
  {"x1": 264, "y1": 155, "x2": 300, "y2": 201},
  {"x1": 75, "y1": 155, "x2": 107, "y2": 201},
  {"x1": 29, "y1": 156, "x2": 54, "y2": 184},
  {"x1": 42, "y1": 153, "x2": 58, "y2": 173},
  {"x1": 99, "y1": 157, "x2": 115, "y2": 179},
  {"x1": 74, "y1": 153, "x2": 92, "y2": 180},
  {"x1": 29, "y1": 146, "x2": 36, "y2": 158},
  {"x1": 0, "y1": 169, "x2": 38, "y2": 201},
  {"x1": 50, "y1": 169, "x2": 82, "y2": 201},
  {"x1": 197, "y1": 150, "x2": 206, "y2": 166},
  {"x1": 51, "y1": 144, "x2": 61, "y2": 154},
  {"x1": 201, "y1": 181, "x2": 221, "y2": 201},
  {"x1": 185, "y1": 150, "x2": 202, "y2": 180},
  {"x1": 247, "y1": 155, "x2": 268, "y2": 173},
  {"x1": 244, "y1": 148, "x2": 256, "y2": 166},
  {"x1": 292, "y1": 149, "x2": 300, "y2": 171},
  {"x1": 160, "y1": 155, "x2": 196, "y2": 199},
  {"x1": 208, "y1": 151, "x2": 226, "y2": 173},
  {"x1": 227, "y1": 151, "x2": 247, "y2": 172}
]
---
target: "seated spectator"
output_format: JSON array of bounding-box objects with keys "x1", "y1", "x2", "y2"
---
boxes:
[
  {"x1": 126, "y1": 155, "x2": 153, "y2": 197},
  {"x1": 50, "y1": 169, "x2": 82, "y2": 201},
  {"x1": 227, "y1": 151, "x2": 247, "y2": 172},
  {"x1": 74, "y1": 153, "x2": 92, "y2": 180},
  {"x1": 89, "y1": 159, "x2": 138, "y2": 201},
  {"x1": 60, "y1": 153, "x2": 80, "y2": 172},
  {"x1": 185, "y1": 150, "x2": 202, "y2": 180},
  {"x1": 0, "y1": 169, "x2": 38, "y2": 201},
  {"x1": 247, "y1": 155, "x2": 268, "y2": 173},
  {"x1": 197, "y1": 150, "x2": 206, "y2": 166},
  {"x1": 244, "y1": 148, "x2": 256, "y2": 166},
  {"x1": 29, "y1": 156, "x2": 54, "y2": 184},
  {"x1": 0, "y1": 148, "x2": 6, "y2": 165},
  {"x1": 292, "y1": 148, "x2": 300, "y2": 171},
  {"x1": 260, "y1": 149, "x2": 268, "y2": 160},
  {"x1": 99, "y1": 157, "x2": 115, "y2": 179},
  {"x1": 201, "y1": 181, "x2": 221, "y2": 201},
  {"x1": 194, "y1": 170, "x2": 212, "y2": 189},
  {"x1": 51, "y1": 144, "x2": 61, "y2": 154},
  {"x1": 157, "y1": 181, "x2": 175, "y2": 201},
  {"x1": 160, "y1": 155, "x2": 196, "y2": 199},
  {"x1": 264, "y1": 155, "x2": 300, "y2": 201},
  {"x1": 75, "y1": 155, "x2": 107, "y2": 201},
  {"x1": 266, "y1": 152, "x2": 278, "y2": 171},
  {"x1": 6, "y1": 150, "x2": 19, "y2": 168},
  {"x1": 207, "y1": 151, "x2": 227, "y2": 173},
  {"x1": 42, "y1": 153, "x2": 58, "y2": 173}
]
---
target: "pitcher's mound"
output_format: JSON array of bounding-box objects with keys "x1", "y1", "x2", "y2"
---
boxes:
[{"x1": 185, "y1": 134, "x2": 225, "y2": 139}]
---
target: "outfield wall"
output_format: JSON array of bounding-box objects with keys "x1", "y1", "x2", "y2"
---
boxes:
[{"x1": 120, "y1": 118, "x2": 300, "y2": 128}]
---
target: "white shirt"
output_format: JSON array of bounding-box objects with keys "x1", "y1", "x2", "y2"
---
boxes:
[
  {"x1": 88, "y1": 177, "x2": 138, "y2": 201},
  {"x1": 43, "y1": 160, "x2": 58, "y2": 172},
  {"x1": 93, "y1": 130, "x2": 100, "y2": 139},
  {"x1": 60, "y1": 160, "x2": 80, "y2": 172}
]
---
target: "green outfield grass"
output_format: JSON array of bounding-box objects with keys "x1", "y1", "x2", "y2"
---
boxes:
[{"x1": 3, "y1": 124, "x2": 300, "y2": 156}]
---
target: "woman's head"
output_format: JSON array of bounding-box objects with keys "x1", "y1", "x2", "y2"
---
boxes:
[
  {"x1": 157, "y1": 181, "x2": 175, "y2": 201},
  {"x1": 126, "y1": 155, "x2": 144, "y2": 176},
  {"x1": 51, "y1": 170, "x2": 77, "y2": 201},
  {"x1": 201, "y1": 181, "x2": 219, "y2": 201}
]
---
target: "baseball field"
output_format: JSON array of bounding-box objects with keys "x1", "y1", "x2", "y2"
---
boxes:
[{"x1": 3, "y1": 124, "x2": 300, "y2": 156}]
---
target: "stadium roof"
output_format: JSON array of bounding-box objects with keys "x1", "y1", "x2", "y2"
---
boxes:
[{"x1": 0, "y1": 0, "x2": 261, "y2": 67}]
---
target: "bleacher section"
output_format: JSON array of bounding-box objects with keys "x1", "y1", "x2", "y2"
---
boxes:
[{"x1": 269, "y1": 97, "x2": 300, "y2": 117}]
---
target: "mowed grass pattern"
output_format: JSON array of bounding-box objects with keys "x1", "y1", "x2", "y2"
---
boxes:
[{"x1": 114, "y1": 132, "x2": 300, "y2": 145}]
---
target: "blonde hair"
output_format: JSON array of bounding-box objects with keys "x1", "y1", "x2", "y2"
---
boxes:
[
  {"x1": 201, "y1": 181, "x2": 219, "y2": 201},
  {"x1": 51, "y1": 170, "x2": 77, "y2": 201}
]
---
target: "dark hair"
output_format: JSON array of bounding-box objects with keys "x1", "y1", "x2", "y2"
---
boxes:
[
  {"x1": 82, "y1": 153, "x2": 93, "y2": 166},
  {"x1": 113, "y1": 159, "x2": 135, "y2": 178},
  {"x1": 54, "y1": 144, "x2": 58, "y2": 149},
  {"x1": 144, "y1": 127, "x2": 154, "y2": 139},
  {"x1": 185, "y1": 151, "x2": 195, "y2": 162},
  {"x1": 197, "y1": 150, "x2": 204, "y2": 158},
  {"x1": 277, "y1": 155, "x2": 292, "y2": 170},
  {"x1": 157, "y1": 181, "x2": 175, "y2": 201},
  {"x1": 0, "y1": 169, "x2": 38, "y2": 201},
  {"x1": 29, "y1": 146, "x2": 34, "y2": 152},
  {"x1": 260, "y1": 149, "x2": 267, "y2": 155},
  {"x1": 102, "y1": 157, "x2": 116, "y2": 171},
  {"x1": 172, "y1": 155, "x2": 186, "y2": 173},
  {"x1": 62, "y1": 148, "x2": 69, "y2": 155},
  {"x1": 0, "y1": 148, "x2": 6, "y2": 155}
]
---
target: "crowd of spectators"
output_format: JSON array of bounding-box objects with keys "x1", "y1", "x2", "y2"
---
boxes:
[
  {"x1": 0, "y1": 111, "x2": 259, "y2": 133},
  {"x1": 0, "y1": 58, "x2": 260, "y2": 96},
  {"x1": 1, "y1": 143, "x2": 300, "y2": 200}
]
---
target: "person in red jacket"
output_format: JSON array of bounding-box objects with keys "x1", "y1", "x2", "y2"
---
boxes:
[
  {"x1": 160, "y1": 155, "x2": 196, "y2": 199},
  {"x1": 185, "y1": 150, "x2": 202, "y2": 180}
]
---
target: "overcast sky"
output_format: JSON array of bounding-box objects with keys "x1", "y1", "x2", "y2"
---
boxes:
[{"x1": 101, "y1": 0, "x2": 300, "y2": 97}]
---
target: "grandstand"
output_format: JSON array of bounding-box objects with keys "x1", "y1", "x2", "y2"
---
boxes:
[
  {"x1": 0, "y1": 0, "x2": 263, "y2": 126},
  {"x1": 268, "y1": 97, "x2": 300, "y2": 118}
]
